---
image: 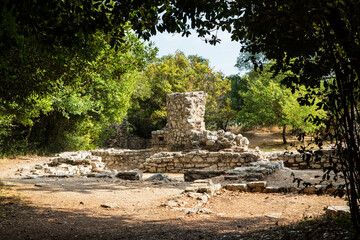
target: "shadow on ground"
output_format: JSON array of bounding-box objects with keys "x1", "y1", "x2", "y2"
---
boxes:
[
  {"x1": 0, "y1": 187, "x2": 356, "y2": 240},
  {"x1": 3, "y1": 177, "x2": 189, "y2": 195}
]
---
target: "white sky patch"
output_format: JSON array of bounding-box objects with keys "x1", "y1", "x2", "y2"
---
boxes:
[{"x1": 150, "y1": 30, "x2": 241, "y2": 76}]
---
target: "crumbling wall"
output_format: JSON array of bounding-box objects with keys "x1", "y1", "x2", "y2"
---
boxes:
[
  {"x1": 264, "y1": 149, "x2": 338, "y2": 170},
  {"x1": 106, "y1": 121, "x2": 151, "y2": 150},
  {"x1": 151, "y1": 129, "x2": 168, "y2": 153},
  {"x1": 189, "y1": 130, "x2": 249, "y2": 151},
  {"x1": 90, "y1": 148, "x2": 337, "y2": 172},
  {"x1": 164, "y1": 91, "x2": 249, "y2": 151},
  {"x1": 140, "y1": 150, "x2": 263, "y2": 173},
  {"x1": 91, "y1": 149, "x2": 152, "y2": 170}
]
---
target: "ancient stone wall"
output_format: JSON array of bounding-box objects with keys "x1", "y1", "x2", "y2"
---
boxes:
[
  {"x1": 106, "y1": 122, "x2": 151, "y2": 150},
  {"x1": 263, "y1": 149, "x2": 337, "y2": 169},
  {"x1": 140, "y1": 150, "x2": 263, "y2": 173},
  {"x1": 166, "y1": 91, "x2": 207, "y2": 151},
  {"x1": 91, "y1": 149, "x2": 152, "y2": 170},
  {"x1": 89, "y1": 148, "x2": 337, "y2": 173},
  {"x1": 151, "y1": 129, "x2": 168, "y2": 153}
]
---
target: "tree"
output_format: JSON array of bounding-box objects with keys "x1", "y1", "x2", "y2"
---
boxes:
[
  {"x1": 0, "y1": 0, "x2": 165, "y2": 107},
  {"x1": 0, "y1": 30, "x2": 156, "y2": 154},
  {"x1": 0, "y1": 0, "x2": 162, "y2": 154},
  {"x1": 226, "y1": 74, "x2": 249, "y2": 112},
  {"x1": 237, "y1": 65, "x2": 326, "y2": 144},
  {"x1": 128, "y1": 52, "x2": 231, "y2": 138}
]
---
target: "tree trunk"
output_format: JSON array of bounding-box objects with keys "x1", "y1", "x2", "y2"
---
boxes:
[{"x1": 282, "y1": 125, "x2": 287, "y2": 144}]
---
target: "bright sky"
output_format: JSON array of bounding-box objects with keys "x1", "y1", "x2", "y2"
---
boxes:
[{"x1": 150, "y1": 30, "x2": 242, "y2": 77}]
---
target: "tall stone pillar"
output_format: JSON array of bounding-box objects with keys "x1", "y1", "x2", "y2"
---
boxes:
[{"x1": 166, "y1": 91, "x2": 207, "y2": 151}]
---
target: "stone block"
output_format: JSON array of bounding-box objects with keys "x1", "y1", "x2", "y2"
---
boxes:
[
  {"x1": 247, "y1": 181, "x2": 267, "y2": 189},
  {"x1": 185, "y1": 186, "x2": 198, "y2": 192},
  {"x1": 115, "y1": 170, "x2": 142, "y2": 180},
  {"x1": 326, "y1": 206, "x2": 350, "y2": 217},
  {"x1": 225, "y1": 183, "x2": 248, "y2": 191},
  {"x1": 264, "y1": 186, "x2": 280, "y2": 193},
  {"x1": 184, "y1": 169, "x2": 225, "y2": 182}
]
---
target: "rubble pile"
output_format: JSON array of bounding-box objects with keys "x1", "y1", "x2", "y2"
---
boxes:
[
  {"x1": 16, "y1": 151, "x2": 108, "y2": 178},
  {"x1": 189, "y1": 129, "x2": 249, "y2": 151}
]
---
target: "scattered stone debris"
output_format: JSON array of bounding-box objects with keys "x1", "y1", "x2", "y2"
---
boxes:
[
  {"x1": 16, "y1": 151, "x2": 108, "y2": 178},
  {"x1": 185, "y1": 179, "x2": 221, "y2": 196},
  {"x1": 145, "y1": 173, "x2": 172, "y2": 182},
  {"x1": 175, "y1": 207, "x2": 215, "y2": 215}
]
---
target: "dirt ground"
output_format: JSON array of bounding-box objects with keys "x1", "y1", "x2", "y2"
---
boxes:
[{"x1": 0, "y1": 156, "x2": 354, "y2": 240}]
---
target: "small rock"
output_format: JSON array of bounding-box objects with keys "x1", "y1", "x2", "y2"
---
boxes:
[
  {"x1": 185, "y1": 186, "x2": 198, "y2": 193},
  {"x1": 166, "y1": 200, "x2": 180, "y2": 208},
  {"x1": 197, "y1": 208, "x2": 214, "y2": 214},
  {"x1": 265, "y1": 213, "x2": 282, "y2": 218},
  {"x1": 326, "y1": 206, "x2": 350, "y2": 217},
  {"x1": 100, "y1": 203, "x2": 118, "y2": 209},
  {"x1": 145, "y1": 173, "x2": 171, "y2": 182},
  {"x1": 115, "y1": 170, "x2": 142, "y2": 181},
  {"x1": 264, "y1": 186, "x2": 280, "y2": 193}
]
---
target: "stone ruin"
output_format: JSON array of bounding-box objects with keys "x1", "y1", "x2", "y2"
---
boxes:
[
  {"x1": 151, "y1": 91, "x2": 249, "y2": 152},
  {"x1": 17, "y1": 91, "x2": 339, "y2": 194},
  {"x1": 106, "y1": 120, "x2": 151, "y2": 149},
  {"x1": 15, "y1": 91, "x2": 348, "y2": 219}
]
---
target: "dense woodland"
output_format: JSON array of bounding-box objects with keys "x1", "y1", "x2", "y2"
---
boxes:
[{"x1": 1, "y1": 0, "x2": 359, "y2": 230}]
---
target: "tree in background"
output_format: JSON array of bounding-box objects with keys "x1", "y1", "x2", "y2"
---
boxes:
[
  {"x1": 237, "y1": 65, "x2": 327, "y2": 144},
  {"x1": 128, "y1": 52, "x2": 231, "y2": 138},
  {"x1": 0, "y1": 1, "x2": 157, "y2": 155},
  {"x1": 226, "y1": 74, "x2": 249, "y2": 112}
]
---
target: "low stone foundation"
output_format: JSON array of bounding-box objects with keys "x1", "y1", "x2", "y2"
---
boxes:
[
  {"x1": 140, "y1": 150, "x2": 263, "y2": 173},
  {"x1": 91, "y1": 149, "x2": 152, "y2": 170},
  {"x1": 264, "y1": 149, "x2": 337, "y2": 170},
  {"x1": 88, "y1": 148, "x2": 337, "y2": 172}
]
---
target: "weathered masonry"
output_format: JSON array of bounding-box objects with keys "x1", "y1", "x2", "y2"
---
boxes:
[
  {"x1": 91, "y1": 91, "x2": 337, "y2": 173},
  {"x1": 105, "y1": 120, "x2": 151, "y2": 150}
]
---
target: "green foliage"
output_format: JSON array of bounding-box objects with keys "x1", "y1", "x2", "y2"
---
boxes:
[
  {"x1": 0, "y1": 29, "x2": 157, "y2": 155},
  {"x1": 227, "y1": 74, "x2": 249, "y2": 112},
  {"x1": 0, "y1": 0, "x2": 164, "y2": 155},
  {"x1": 237, "y1": 65, "x2": 327, "y2": 136},
  {"x1": 128, "y1": 52, "x2": 231, "y2": 137}
]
